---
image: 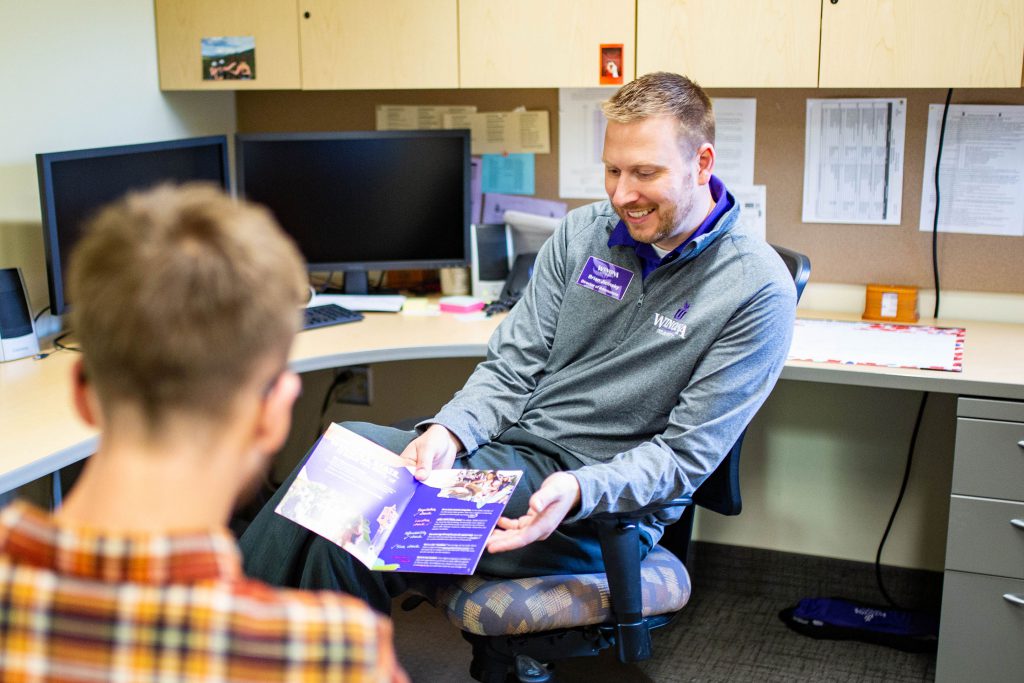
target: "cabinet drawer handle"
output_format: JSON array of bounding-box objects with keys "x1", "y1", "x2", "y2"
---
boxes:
[
  {"x1": 1018, "y1": 440, "x2": 1024, "y2": 449},
  {"x1": 1013, "y1": 519, "x2": 1024, "y2": 531},
  {"x1": 1004, "y1": 593, "x2": 1024, "y2": 607}
]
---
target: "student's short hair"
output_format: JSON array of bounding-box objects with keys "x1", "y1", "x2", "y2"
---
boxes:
[
  {"x1": 68, "y1": 183, "x2": 307, "y2": 428},
  {"x1": 602, "y1": 72, "x2": 715, "y2": 154}
]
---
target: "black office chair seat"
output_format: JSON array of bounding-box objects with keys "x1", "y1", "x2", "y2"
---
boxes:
[{"x1": 433, "y1": 545, "x2": 690, "y2": 637}]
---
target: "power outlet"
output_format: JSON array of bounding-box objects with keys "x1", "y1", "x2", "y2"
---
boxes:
[{"x1": 332, "y1": 366, "x2": 373, "y2": 405}]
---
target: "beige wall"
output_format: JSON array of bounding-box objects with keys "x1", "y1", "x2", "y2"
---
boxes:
[{"x1": 0, "y1": 0, "x2": 236, "y2": 336}]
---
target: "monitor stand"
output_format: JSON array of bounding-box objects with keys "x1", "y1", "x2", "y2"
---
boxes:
[{"x1": 343, "y1": 270, "x2": 369, "y2": 295}]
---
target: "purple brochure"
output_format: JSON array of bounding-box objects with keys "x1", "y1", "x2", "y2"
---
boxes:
[{"x1": 275, "y1": 423, "x2": 522, "y2": 575}]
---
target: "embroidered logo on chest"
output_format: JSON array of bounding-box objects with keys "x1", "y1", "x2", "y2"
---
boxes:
[{"x1": 653, "y1": 311, "x2": 688, "y2": 339}]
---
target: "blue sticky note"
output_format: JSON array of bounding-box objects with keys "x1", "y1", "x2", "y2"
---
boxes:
[{"x1": 481, "y1": 154, "x2": 535, "y2": 195}]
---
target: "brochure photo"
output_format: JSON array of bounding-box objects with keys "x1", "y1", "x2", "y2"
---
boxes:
[{"x1": 275, "y1": 423, "x2": 522, "y2": 575}]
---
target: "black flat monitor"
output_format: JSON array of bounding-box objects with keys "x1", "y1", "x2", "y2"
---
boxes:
[
  {"x1": 235, "y1": 130, "x2": 471, "y2": 294},
  {"x1": 36, "y1": 136, "x2": 230, "y2": 315}
]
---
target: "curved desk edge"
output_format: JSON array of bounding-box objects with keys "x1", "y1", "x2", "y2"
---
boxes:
[
  {"x1": 0, "y1": 436, "x2": 98, "y2": 496},
  {"x1": 290, "y1": 343, "x2": 489, "y2": 374}
]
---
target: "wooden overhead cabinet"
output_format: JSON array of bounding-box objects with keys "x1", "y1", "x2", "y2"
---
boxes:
[
  {"x1": 155, "y1": 0, "x2": 301, "y2": 90},
  {"x1": 819, "y1": 0, "x2": 1024, "y2": 87},
  {"x1": 636, "y1": 0, "x2": 821, "y2": 87},
  {"x1": 299, "y1": 0, "x2": 459, "y2": 89},
  {"x1": 459, "y1": 0, "x2": 635, "y2": 88}
]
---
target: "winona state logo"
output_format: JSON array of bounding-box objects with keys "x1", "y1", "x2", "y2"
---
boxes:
[{"x1": 653, "y1": 311, "x2": 687, "y2": 339}]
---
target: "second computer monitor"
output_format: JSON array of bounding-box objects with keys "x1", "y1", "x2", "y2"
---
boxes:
[{"x1": 235, "y1": 130, "x2": 471, "y2": 294}]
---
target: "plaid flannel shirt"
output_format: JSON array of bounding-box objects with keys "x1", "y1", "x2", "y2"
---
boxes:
[{"x1": 0, "y1": 501, "x2": 403, "y2": 682}]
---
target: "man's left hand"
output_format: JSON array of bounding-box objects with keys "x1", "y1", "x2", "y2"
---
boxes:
[{"x1": 486, "y1": 471, "x2": 581, "y2": 553}]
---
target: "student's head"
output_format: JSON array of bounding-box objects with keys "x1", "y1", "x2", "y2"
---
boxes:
[
  {"x1": 67, "y1": 183, "x2": 307, "y2": 450},
  {"x1": 601, "y1": 72, "x2": 716, "y2": 250}
]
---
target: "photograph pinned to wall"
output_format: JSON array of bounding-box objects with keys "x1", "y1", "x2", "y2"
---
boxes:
[
  {"x1": 201, "y1": 36, "x2": 255, "y2": 81},
  {"x1": 600, "y1": 44, "x2": 623, "y2": 85}
]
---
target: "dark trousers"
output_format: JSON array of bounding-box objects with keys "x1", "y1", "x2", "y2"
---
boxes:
[{"x1": 239, "y1": 422, "x2": 645, "y2": 614}]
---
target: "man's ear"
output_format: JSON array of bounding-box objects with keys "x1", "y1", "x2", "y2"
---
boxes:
[
  {"x1": 695, "y1": 143, "x2": 715, "y2": 185},
  {"x1": 252, "y1": 371, "x2": 302, "y2": 457},
  {"x1": 71, "y1": 359, "x2": 100, "y2": 427}
]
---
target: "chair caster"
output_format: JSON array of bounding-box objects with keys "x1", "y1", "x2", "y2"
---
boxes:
[{"x1": 514, "y1": 655, "x2": 553, "y2": 683}]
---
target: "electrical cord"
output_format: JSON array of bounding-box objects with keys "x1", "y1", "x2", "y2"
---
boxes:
[
  {"x1": 310, "y1": 271, "x2": 334, "y2": 292},
  {"x1": 53, "y1": 332, "x2": 81, "y2": 353},
  {"x1": 870, "y1": 89, "x2": 952, "y2": 608},
  {"x1": 931, "y1": 88, "x2": 953, "y2": 318},
  {"x1": 875, "y1": 392, "x2": 928, "y2": 610},
  {"x1": 316, "y1": 369, "x2": 354, "y2": 439},
  {"x1": 33, "y1": 306, "x2": 50, "y2": 323}
]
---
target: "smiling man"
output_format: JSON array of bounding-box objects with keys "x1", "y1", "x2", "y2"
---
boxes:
[{"x1": 241, "y1": 72, "x2": 796, "y2": 613}]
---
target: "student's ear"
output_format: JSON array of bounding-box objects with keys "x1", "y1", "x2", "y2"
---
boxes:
[
  {"x1": 695, "y1": 143, "x2": 715, "y2": 185},
  {"x1": 71, "y1": 359, "x2": 100, "y2": 428},
  {"x1": 253, "y1": 370, "x2": 302, "y2": 456}
]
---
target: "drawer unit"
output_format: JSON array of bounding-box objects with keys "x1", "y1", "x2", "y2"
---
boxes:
[
  {"x1": 952, "y1": 418, "x2": 1024, "y2": 499},
  {"x1": 945, "y1": 496, "x2": 1024, "y2": 579},
  {"x1": 938, "y1": 398, "x2": 1024, "y2": 683},
  {"x1": 936, "y1": 571, "x2": 1024, "y2": 683}
]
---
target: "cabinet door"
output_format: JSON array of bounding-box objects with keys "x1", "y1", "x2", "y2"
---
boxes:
[
  {"x1": 299, "y1": 0, "x2": 458, "y2": 89},
  {"x1": 820, "y1": 0, "x2": 1024, "y2": 87},
  {"x1": 636, "y1": 0, "x2": 820, "y2": 87},
  {"x1": 155, "y1": 0, "x2": 301, "y2": 90},
  {"x1": 460, "y1": 0, "x2": 635, "y2": 88}
]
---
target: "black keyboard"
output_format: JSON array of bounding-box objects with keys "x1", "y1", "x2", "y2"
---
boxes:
[{"x1": 302, "y1": 303, "x2": 364, "y2": 330}]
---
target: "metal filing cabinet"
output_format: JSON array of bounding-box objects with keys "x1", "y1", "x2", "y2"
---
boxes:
[{"x1": 936, "y1": 398, "x2": 1024, "y2": 683}]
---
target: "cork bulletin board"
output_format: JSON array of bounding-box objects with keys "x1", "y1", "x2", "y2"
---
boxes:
[{"x1": 237, "y1": 86, "x2": 1024, "y2": 294}]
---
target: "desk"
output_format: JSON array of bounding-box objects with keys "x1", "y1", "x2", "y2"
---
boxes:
[
  {"x1": 2, "y1": 309, "x2": 1023, "y2": 681},
  {"x1": 3, "y1": 309, "x2": 1024, "y2": 493},
  {"x1": 0, "y1": 312, "x2": 501, "y2": 494}
]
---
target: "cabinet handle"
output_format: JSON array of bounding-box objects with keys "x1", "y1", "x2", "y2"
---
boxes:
[
  {"x1": 1018, "y1": 439, "x2": 1024, "y2": 449},
  {"x1": 1004, "y1": 593, "x2": 1024, "y2": 607},
  {"x1": 1012, "y1": 519, "x2": 1024, "y2": 531}
]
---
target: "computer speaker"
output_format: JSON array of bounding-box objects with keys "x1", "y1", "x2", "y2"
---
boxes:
[
  {"x1": 0, "y1": 267, "x2": 40, "y2": 362},
  {"x1": 470, "y1": 224, "x2": 514, "y2": 302}
]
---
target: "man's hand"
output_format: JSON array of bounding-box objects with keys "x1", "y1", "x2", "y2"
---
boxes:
[
  {"x1": 487, "y1": 471, "x2": 581, "y2": 553},
  {"x1": 399, "y1": 424, "x2": 463, "y2": 481}
]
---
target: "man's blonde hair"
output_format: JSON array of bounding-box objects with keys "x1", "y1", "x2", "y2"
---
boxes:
[
  {"x1": 68, "y1": 183, "x2": 307, "y2": 429},
  {"x1": 602, "y1": 72, "x2": 715, "y2": 154}
]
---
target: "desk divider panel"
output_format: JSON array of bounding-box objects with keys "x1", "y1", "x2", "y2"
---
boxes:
[{"x1": 237, "y1": 87, "x2": 1024, "y2": 294}]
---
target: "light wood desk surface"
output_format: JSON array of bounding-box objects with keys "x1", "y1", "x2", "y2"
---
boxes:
[{"x1": 3, "y1": 309, "x2": 1023, "y2": 494}]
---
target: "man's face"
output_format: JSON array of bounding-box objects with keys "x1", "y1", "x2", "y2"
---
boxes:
[{"x1": 603, "y1": 116, "x2": 704, "y2": 251}]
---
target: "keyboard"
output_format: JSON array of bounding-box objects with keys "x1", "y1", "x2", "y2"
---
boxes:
[{"x1": 302, "y1": 303, "x2": 364, "y2": 330}]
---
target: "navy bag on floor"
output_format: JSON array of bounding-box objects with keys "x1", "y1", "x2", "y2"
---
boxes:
[{"x1": 779, "y1": 597, "x2": 938, "y2": 652}]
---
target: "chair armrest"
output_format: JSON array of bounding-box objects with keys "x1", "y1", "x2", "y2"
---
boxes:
[
  {"x1": 586, "y1": 495, "x2": 692, "y2": 522},
  {"x1": 588, "y1": 495, "x2": 690, "y2": 663}
]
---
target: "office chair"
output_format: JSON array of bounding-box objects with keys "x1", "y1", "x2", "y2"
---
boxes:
[{"x1": 407, "y1": 245, "x2": 810, "y2": 682}]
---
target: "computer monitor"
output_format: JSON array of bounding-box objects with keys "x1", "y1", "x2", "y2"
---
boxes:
[
  {"x1": 235, "y1": 130, "x2": 471, "y2": 294},
  {"x1": 36, "y1": 136, "x2": 230, "y2": 316}
]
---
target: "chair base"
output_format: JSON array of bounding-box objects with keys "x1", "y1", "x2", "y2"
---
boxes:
[{"x1": 463, "y1": 613, "x2": 679, "y2": 683}]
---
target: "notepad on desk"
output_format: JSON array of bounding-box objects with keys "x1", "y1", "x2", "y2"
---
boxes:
[
  {"x1": 310, "y1": 294, "x2": 405, "y2": 313},
  {"x1": 787, "y1": 319, "x2": 965, "y2": 373}
]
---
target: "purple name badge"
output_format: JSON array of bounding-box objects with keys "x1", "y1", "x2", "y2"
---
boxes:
[{"x1": 576, "y1": 256, "x2": 634, "y2": 301}]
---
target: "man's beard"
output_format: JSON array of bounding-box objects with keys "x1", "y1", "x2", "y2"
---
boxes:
[{"x1": 618, "y1": 195, "x2": 690, "y2": 247}]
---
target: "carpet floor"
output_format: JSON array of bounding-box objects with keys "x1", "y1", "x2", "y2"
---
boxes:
[{"x1": 392, "y1": 542, "x2": 939, "y2": 682}]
